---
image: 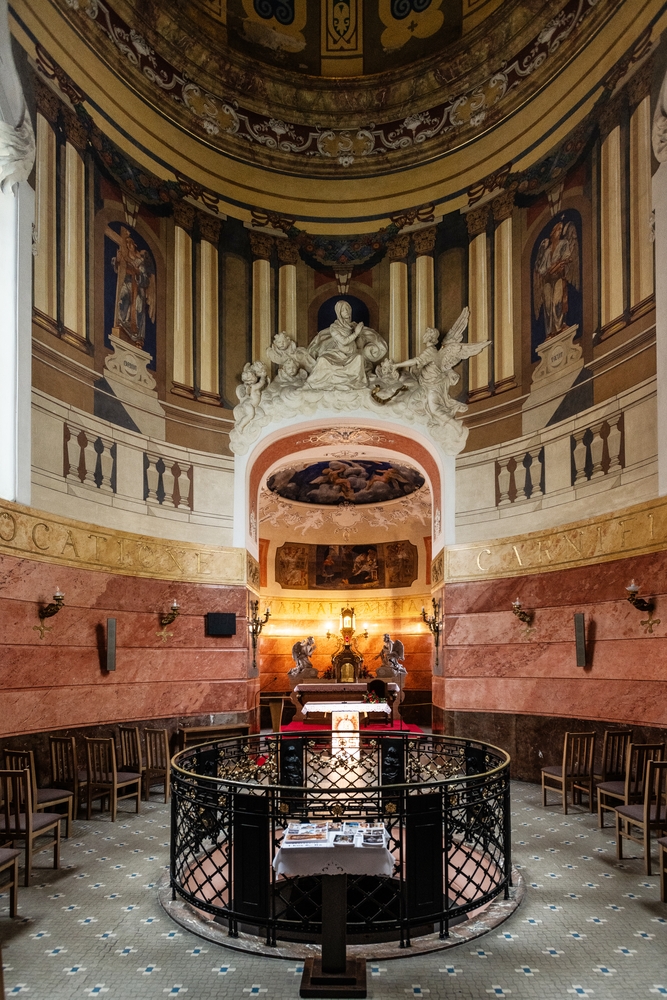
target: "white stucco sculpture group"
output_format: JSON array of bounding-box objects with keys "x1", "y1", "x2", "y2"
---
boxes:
[{"x1": 229, "y1": 299, "x2": 491, "y2": 457}]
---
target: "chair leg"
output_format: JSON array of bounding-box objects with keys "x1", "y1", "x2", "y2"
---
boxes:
[
  {"x1": 65, "y1": 799, "x2": 72, "y2": 839},
  {"x1": 164, "y1": 770, "x2": 170, "y2": 805},
  {"x1": 542, "y1": 776, "x2": 547, "y2": 807},
  {"x1": 87, "y1": 786, "x2": 93, "y2": 821},
  {"x1": 54, "y1": 824, "x2": 61, "y2": 871},
  {"x1": 598, "y1": 797, "x2": 605, "y2": 829},
  {"x1": 616, "y1": 814, "x2": 624, "y2": 860},
  {"x1": 24, "y1": 839, "x2": 33, "y2": 888},
  {"x1": 111, "y1": 790, "x2": 117, "y2": 822},
  {"x1": 563, "y1": 780, "x2": 569, "y2": 815},
  {"x1": 645, "y1": 829, "x2": 652, "y2": 876},
  {"x1": 136, "y1": 783, "x2": 140, "y2": 814},
  {"x1": 10, "y1": 856, "x2": 18, "y2": 917}
]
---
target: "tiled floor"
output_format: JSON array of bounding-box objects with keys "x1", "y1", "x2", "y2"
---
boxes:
[{"x1": 1, "y1": 781, "x2": 666, "y2": 999}]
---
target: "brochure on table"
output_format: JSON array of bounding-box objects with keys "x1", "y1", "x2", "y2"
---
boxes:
[{"x1": 282, "y1": 821, "x2": 389, "y2": 849}]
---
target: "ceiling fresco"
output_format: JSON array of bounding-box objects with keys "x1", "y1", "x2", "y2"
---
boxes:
[{"x1": 266, "y1": 459, "x2": 425, "y2": 505}]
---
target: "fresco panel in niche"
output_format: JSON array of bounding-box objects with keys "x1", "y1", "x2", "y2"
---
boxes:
[
  {"x1": 531, "y1": 210, "x2": 582, "y2": 363},
  {"x1": 267, "y1": 460, "x2": 424, "y2": 505},
  {"x1": 105, "y1": 222, "x2": 157, "y2": 369},
  {"x1": 228, "y1": 0, "x2": 317, "y2": 72},
  {"x1": 364, "y1": 0, "x2": 461, "y2": 73},
  {"x1": 275, "y1": 541, "x2": 418, "y2": 590}
]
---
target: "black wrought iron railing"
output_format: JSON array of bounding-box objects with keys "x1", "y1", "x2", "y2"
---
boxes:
[{"x1": 170, "y1": 732, "x2": 511, "y2": 947}]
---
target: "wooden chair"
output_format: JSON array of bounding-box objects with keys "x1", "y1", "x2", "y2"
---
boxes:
[
  {"x1": 658, "y1": 835, "x2": 667, "y2": 903},
  {"x1": 84, "y1": 737, "x2": 141, "y2": 822},
  {"x1": 144, "y1": 729, "x2": 171, "y2": 803},
  {"x1": 49, "y1": 736, "x2": 87, "y2": 820},
  {"x1": 0, "y1": 769, "x2": 61, "y2": 886},
  {"x1": 541, "y1": 732, "x2": 596, "y2": 814},
  {"x1": 4, "y1": 748, "x2": 73, "y2": 838},
  {"x1": 119, "y1": 726, "x2": 145, "y2": 785},
  {"x1": 0, "y1": 847, "x2": 20, "y2": 917},
  {"x1": 598, "y1": 742, "x2": 663, "y2": 828},
  {"x1": 616, "y1": 759, "x2": 667, "y2": 875}
]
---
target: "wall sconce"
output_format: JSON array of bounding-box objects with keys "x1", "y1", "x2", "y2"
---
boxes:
[
  {"x1": 421, "y1": 598, "x2": 443, "y2": 670},
  {"x1": 39, "y1": 588, "x2": 65, "y2": 620},
  {"x1": 160, "y1": 600, "x2": 180, "y2": 627},
  {"x1": 362, "y1": 622, "x2": 369, "y2": 639},
  {"x1": 626, "y1": 580, "x2": 661, "y2": 634},
  {"x1": 512, "y1": 598, "x2": 535, "y2": 635},
  {"x1": 248, "y1": 600, "x2": 270, "y2": 672},
  {"x1": 625, "y1": 580, "x2": 653, "y2": 612}
]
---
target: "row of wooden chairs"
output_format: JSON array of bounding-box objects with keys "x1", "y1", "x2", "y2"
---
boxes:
[{"x1": 541, "y1": 730, "x2": 667, "y2": 876}]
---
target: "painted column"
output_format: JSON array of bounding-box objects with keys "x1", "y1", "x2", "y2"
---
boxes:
[
  {"x1": 599, "y1": 101, "x2": 625, "y2": 331},
  {"x1": 629, "y1": 63, "x2": 655, "y2": 313},
  {"x1": 0, "y1": 0, "x2": 35, "y2": 504},
  {"x1": 387, "y1": 234, "x2": 410, "y2": 362},
  {"x1": 61, "y1": 109, "x2": 87, "y2": 343},
  {"x1": 33, "y1": 81, "x2": 59, "y2": 321},
  {"x1": 492, "y1": 190, "x2": 516, "y2": 392},
  {"x1": 466, "y1": 205, "x2": 491, "y2": 399},
  {"x1": 172, "y1": 200, "x2": 195, "y2": 393},
  {"x1": 197, "y1": 212, "x2": 222, "y2": 402},
  {"x1": 652, "y1": 69, "x2": 667, "y2": 495},
  {"x1": 276, "y1": 239, "x2": 299, "y2": 339},
  {"x1": 413, "y1": 226, "x2": 436, "y2": 355},
  {"x1": 249, "y1": 231, "x2": 274, "y2": 367}
]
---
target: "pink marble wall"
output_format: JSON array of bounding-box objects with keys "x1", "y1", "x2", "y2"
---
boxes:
[
  {"x1": 0, "y1": 553, "x2": 256, "y2": 738},
  {"x1": 434, "y1": 550, "x2": 667, "y2": 729}
]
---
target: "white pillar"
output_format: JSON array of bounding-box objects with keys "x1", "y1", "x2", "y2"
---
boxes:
[
  {"x1": 198, "y1": 213, "x2": 222, "y2": 401},
  {"x1": 492, "y1": 192, "x2": 516, "y2": 392},
  {"x1": 387, "y1": 234, "x2": 409, "y2": 362},
  {"x1": 34, "y1": 111, "x2": 57, "y2": 319},
  {"x1": 0, "y1": 0, "x2": 35, "y2": 504},
  {"x1": 172, "y1": 201, "x2": 195, "y2": 391},
  {"x1": 652, "y1": 71, "x2": 667, "y2": 495},
  {"x1": 600, "y1": 125, "x2": 625, "y2": 329},
  {"x1": 249, "y1": 231, "x2": 274, "y2": 366},
  {"x1": 465, "y1": 205, "x2": 490, "y2": 398},
  {"x1": 277, "y1": 240, "x2": 299, "y2": 339},
  {"x1": 413, "y1": 226, "x2": 436, "y2": 355},
  {"x1": 630, "y1": 93, "x2": 655, "y2": 309}
]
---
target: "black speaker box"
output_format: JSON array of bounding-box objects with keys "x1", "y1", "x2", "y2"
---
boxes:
[{"x1": 206, "y1": 612, "x2": 237, "y2": 636}]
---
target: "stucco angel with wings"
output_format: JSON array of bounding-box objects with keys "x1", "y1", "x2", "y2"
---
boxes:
[
  {"x1": 391, "y1": 306, "x2": 490, "y2": 417},
  {"x1": 533, "y1": 218, "x2": 580, "y2": 339}
]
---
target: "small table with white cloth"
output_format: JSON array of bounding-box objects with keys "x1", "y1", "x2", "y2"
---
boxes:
[{"x1": 274, "y1": 832, "x2": 393, "y2": 997}]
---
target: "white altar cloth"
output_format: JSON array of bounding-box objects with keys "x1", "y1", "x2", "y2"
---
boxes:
[
  {"x1": 301, "y1": 701, "x2": 391, "y2": 715},
  {"x1": 273, "y1": 844, "x2": 394, "y2": 878}
]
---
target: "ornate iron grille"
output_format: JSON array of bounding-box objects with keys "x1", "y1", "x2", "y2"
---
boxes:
[{"x1": 170, "y1": 732, "x2": 511, "y2": 947}]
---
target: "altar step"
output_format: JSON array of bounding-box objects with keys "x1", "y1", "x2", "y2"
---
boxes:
[{"x1": 280, "y1": 721, "x2": 423, "y2": 734}]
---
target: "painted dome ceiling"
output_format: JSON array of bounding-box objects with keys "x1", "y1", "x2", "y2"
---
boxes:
[
  {"x1": 267, "y1": 459, "x2": 425, "y2": 505},
  {"x1": 58, "y1": 0, "x2": 618, "y2": 178}
]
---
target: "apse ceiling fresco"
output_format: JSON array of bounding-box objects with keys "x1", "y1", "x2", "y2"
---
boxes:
[
  {"x1": 266, "y1": 459, "x2": 425, "y2": 505},
  {"x1": 56, "y1": 0, "x2": 617, "y2": 175}
]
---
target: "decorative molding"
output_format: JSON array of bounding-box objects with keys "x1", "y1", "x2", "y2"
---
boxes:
[
  {"x1": 61, "y1": 107, "x2": 89, "y2": 152},
  {"x1": 246, "y1": 552, "x2": 260, "y2": 594},
  {"x1": 34, "y1": 78, "x2": 61, "y2": 125},
  {"x1": 412, "y1": 226, "x2": 437, "y2": 256},
  {"x1": 276, "y1": 239, "x2": 300, "y2": 266},
  {"x1": 627, "y1": 55, "x2": 654, "y2": 110},
  {"x1": 431, "y1": 551, "x2": 444, "y2": 588},
  {"x1": 465, "y1": 205, "x2": 490, "y2": 238},
  {"x1": 0, "y1": 499, "x2": 246, "y2": 585},
  {"x1": 386, "y1": 234, "x2": 411, "y2": 261},
  {"x1": 248, "y1": 230, "x2": 274, "y2": 261},
  {"x1": 58, "y1": 0, "x2": 612, "y2": 170},
  {"x1": 492, "y1": 189, "x2": 515, "y2": 224},
  {"x1": 261, "y1": 593, "x2": 432, "y2": 620},
  {"x1": 597, "y1": 93, "x2": 626, "y2": 141},
  {"x1": 446, "y1": 495, "x2": 667, "y2": 584},
  {"x1": 172, "y1": 200, "x2": 196, "y2": 232},
  {"x1": 197, "y1": 211, "x2": 222, "y2": 245}
]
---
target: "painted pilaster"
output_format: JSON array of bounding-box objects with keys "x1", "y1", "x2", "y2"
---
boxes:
[
  {"x1": 249, "y1": 230, "x2": 274, "y2": 368},
  {"x1": 629, "y1": 64, "x2": 655, "y2": 312},
  {"x1": 197, "y1": 212, "x2": 222, "y2": 401},
  {"x1": 387, "y1": 234, "x2": 410, "y2": 362},
  {"x1": 413, "y1": 226, "x2": 436, "y2": 356},
  {"x1": 652, "y1": 68, "x2": 667, "y2": 495},
  {"x1": 466, "y1": 205, "x2": 491, "y2": 399},
  {"x1": 33, "y1": 82, "x2": 59, "y2": 321},
  {"x1": 492, "y1": 191, "x2": 516, "y2": 392},
  {"x1": 276, "y1": 239, "x2": 299, "y2": 339},
  {"x1": 599, "y1": 104, "x2": 625, "y2": 331},
  {"x1": 61, "y1": 109, "x2": 87, "y2": 342},
  {"x1": 172, "y1": 200, "x2": 195, "y2": 392}
]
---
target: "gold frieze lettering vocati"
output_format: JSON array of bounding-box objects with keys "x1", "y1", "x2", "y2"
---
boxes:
[
  {"x1": 0, "y1": 499, "x2": 246, "y2": 586},
  {"x1": 446, "y1": 496, "x2": 667, "y2": 583}
]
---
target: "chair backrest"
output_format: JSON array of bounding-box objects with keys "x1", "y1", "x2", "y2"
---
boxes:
[
  {"x1": 49, "y1": 736, "x2": 78, "y2": 788},
  {"x1": 0, "y1": 769, "x2": 32, "y2": 835},
  {"x1": 4, "y1": 749, "x2": 38, "y2": 810},
  {"x1": 643, "y1": 759, "x2": 667, "y2": 826},
  {"x1": 145, "y1": 729, "x2": 169, "y2": 770},
  {"x1": 85, "y1": 738, "x2": 117, "y2": 784},
  {"x1": 625, "y1": 743, "x2": 665, "y2": 804},
  {"x1": 600, "y1": 729, "x2": 633, "y2": 782},
  {"x1": 118, "y1": 727, "x2": 142, "y2": 772},
  {"x1": 562, "y1": 732, "x2": 596, "y2": 778}
]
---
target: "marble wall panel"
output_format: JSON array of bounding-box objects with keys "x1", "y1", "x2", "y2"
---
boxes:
[
  {"x1": 0, "y1": 552, "x2": 255, "y2": 738},
  {"x1": 437, "y1": 546, "x2": 667, "y2": 730}
]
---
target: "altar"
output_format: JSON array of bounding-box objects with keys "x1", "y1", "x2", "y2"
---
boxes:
[{"x1": 291, "y1": 682, "x2": 401, "y2": 724}]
